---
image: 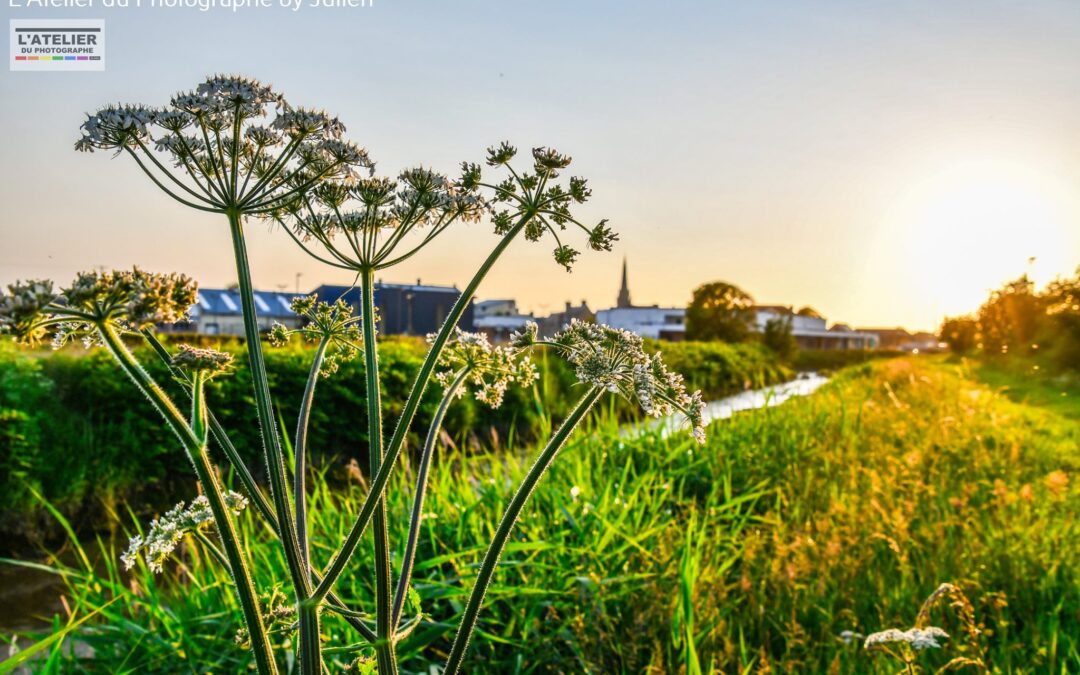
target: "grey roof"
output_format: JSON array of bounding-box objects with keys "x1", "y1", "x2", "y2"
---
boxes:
[{"x1": 191, "y1": 288, "x2": 303, "y2": 319}]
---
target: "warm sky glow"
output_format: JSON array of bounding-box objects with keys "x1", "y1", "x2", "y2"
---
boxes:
[
  {"x1": 877, "y1": 156, "x2": 1079, "y2": 326},
  {"x1": 2, "y1": 1, "x2": 1078, "y2": 331}
]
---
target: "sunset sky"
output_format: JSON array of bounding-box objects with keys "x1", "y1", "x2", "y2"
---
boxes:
[{"x1": 2, "y1": 0, "x2": 1078, "y2": 331}]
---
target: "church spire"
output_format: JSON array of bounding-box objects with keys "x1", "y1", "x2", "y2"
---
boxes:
[{"x1": 616, "y1": 257, "x2": 632, "y2": 308}]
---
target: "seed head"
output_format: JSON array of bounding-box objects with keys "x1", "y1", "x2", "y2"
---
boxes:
[{"x1": 171, "y1": 344, "x2": 233, "y2": 377}]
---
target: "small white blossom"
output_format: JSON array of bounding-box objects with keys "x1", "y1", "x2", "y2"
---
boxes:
[
  {"x1": 122, "y1": 491, "x2": 247, "y2": 574},
  {"x1": 864, "y1": 626, "x2": 949, "y2": 651},
  {"x1": 431, "y1": 328, "x2": 537, "y2": 408}
]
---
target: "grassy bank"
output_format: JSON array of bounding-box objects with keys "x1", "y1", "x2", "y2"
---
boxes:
[
  {"x1": 0, "y1": 338, "x2": 788, "y2": 544},
  {"x1": 8, "y1": 357, "x2": 1078, "y2": 672}
]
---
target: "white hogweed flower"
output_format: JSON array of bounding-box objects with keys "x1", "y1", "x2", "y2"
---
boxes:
[
  {"x1": 864, "y1": 626, "x2": 949, "y2": 651},
  {"x1": 0, "y1": 269, "x2": 197, "y2": 346},
  {"x1": 430, "y1": 328, "x2": 538, "y2": 408},
  {"x1": 469, "y1": 141, "x2": 617, "y2": 271},
  {"x1": 0, "y1": 279, "x2": 59, "y2": 345},
  {"x1": 121, "y1": 491, "x2": 248, "y2": 573},
  {"x1": 267, "y1": 295, "x2": 364, "y2": 377},
  {"x1": 548, "y1": 320, "x2": 706, "y2": 444},
  {"x1": 269, "y1": 167, "x2": 485, "y2": 272},
  {"x1": 76, "y1": 75, "x2": 371, "y2": 215}
]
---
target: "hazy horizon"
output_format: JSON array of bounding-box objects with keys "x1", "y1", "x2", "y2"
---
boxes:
[{"x1": 2, "y1": 0, "x2": 1079, "y2": 332}]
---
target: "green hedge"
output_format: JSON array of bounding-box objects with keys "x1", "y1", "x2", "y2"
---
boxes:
[{"x1": 0, "y1": 337, "x2": 788, "y2": 543}]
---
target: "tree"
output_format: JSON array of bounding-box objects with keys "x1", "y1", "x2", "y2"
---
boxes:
[
  {"x1": 763, "y1": 315, "x2": 796, "y2": 359},
  {"x1": 939, "y1": 316, "x2": 977, "y2": 354},
  {"x1": 685, "y1": 281, "x2": 755, "y2": 342},
  {"x1": 977, "y1": 275, "x2": 1044, "y2": 356},
  {"x1": 796, "y1": 306, "x2": 823, "y2": 319},
  {"x1": 1042, "y1": 267, "x2": 1080, "y2": 370}
]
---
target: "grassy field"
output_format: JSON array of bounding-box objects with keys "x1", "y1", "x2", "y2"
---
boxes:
[{"x1": 6, "y1": 356, "x2": 1079, "y2": 673}]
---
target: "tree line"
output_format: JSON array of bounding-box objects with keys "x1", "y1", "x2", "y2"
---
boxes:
[{"x1": 939, "y1": 267, "x2": 1080, "y2": 370}]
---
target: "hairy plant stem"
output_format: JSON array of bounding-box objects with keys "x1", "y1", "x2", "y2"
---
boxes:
[
  {"x1": 313, "y1": 217, "x2": 528, "y2": 602},
  {"x1": 140, "y1": 329, "x2": 378, "y2": 645},
  {"x1": 98, "y1": 324, "x2": 278, "y2": 675},
  {"x1": 296, "y1": 337, "x2": 329, "y2": 577},
  {"x1": 295, "y1": 338, "x2": 328, "y2": 675},
  {"x1": 443, "y1": 387, "x2": 603, "y2": 674},
  {"x1": 392, "y1": 368, "x2": 469, "y2": 628},
  {"x1": 360, "y1": 270, "x2": 398, "y2": 675},
  {"x1": 226, "y1": 211, "x2": 318, "y2": 673}
]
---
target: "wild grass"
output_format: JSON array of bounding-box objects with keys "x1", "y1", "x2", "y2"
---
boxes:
[{"x1": 6, "y1": 357, "x2": 1079, "y2": 673}]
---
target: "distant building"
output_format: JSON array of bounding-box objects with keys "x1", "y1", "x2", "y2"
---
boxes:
[
  {"x1": 754, "y1": 306, "x2": 878, "y2": 350},
  {"x1": 474, "y1": 299, "x2": 521, "y2": 319},
  {"x1": 596, "y1": 259, "x2": 686, "y2": 340},
  {"x1": 597, "y1": 306, "x2": 686, "y2": 341},
  {"x1": 315, "y1": 281, "x2": 473, "y2": 336},
  {"x1": 472, "y1": 298, "x2": 534, "y2": 342},
  {"x1": 182, "y1": 288, "x2": 304, "y2": 335},
  {"x1": 858, "y1": 327, "x2": 943, "y2": 353},
  {"x1": 538, "y1": 300, "x2": 594, "y2": 336}
]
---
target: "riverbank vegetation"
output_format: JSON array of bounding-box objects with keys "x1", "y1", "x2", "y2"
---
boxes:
[
  {"x1": 7, "y1": 356, "x2": 1077, "y2": 672},
  {"x1": 0, "y1": 336, "x2": 788, "y2": 547}
]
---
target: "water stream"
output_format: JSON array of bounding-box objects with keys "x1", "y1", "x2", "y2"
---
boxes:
[{"x1": 630, "y1": 371, "x2": 830, "y2": 437}]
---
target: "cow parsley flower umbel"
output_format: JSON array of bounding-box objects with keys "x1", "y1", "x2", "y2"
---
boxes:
[
  {"x1": 269, "y1": 168, "x2": 486, "y2": 272},
  {"x1": 528, "y1": 320, "x2": 707, "y2": 444},
  {"x1": 431, "y1": 328, "x2": 538, "y2": 408},
  {"x1": 0, "y1": 269, "x2": 197, "y2": 347},
  {"x1": 171, "y1": 344, "x2": 234, "y2": 378},
  {"x1": 462, "y1": 143, "x2": 617, "y2": 271},
  {"x1": 268, "y1": 295, "x2": 363, "y2": 376},
  {"x1": 76, "y1": 75, "x2": 371, "y2": 216}
]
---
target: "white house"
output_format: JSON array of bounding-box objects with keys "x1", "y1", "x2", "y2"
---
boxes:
[
  {"x1": 595, "y1": 306, "x2": 686, "y2": 341},
  {"x1": 754, "y1": 306, "x2": 878, "y2": 350}
]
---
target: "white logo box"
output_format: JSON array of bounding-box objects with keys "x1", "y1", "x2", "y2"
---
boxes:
[{"x1": 10, "y1": 19, "x2": 105, "y2": 71}]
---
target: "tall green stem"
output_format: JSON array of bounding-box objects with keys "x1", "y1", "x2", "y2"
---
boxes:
[
  {"x1": 99, "y1": 325, "x2": 278, "y2": 675},
  {"x1": 295, "y1": 338, "x2": 328, "y2": 675},
  {"x1": 313, "y1": 218, "x2": 527, "y2": 602},
  {"x1": 360, "y1": 270, "x2": 398, "y2": 675},
  {"x1": 443, "y1": 388, "x2": 603, "y2": 674},
  {"x1": 141, "y1": 326, "x2": 377, "y2": 645},
  {"x1": 392, "y1": 368, "x2": 469, "y2": 628},
  {"x1": 296, "y1": 338, "x2": 328, "y2": 576},
  {"x1": 227, "y1": 212, "x2": 318, "y2": 672}
]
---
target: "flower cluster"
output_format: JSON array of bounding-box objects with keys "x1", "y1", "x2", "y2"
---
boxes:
[
  {"x1": 0, "y1": 280, "x2": 59, "y2": 345},
  {"x1": 268, "y1": 295, "x2": 363, "y2": 376},
  {"x1": 464, "y1": 142, "x2": 617, "y2": 271},
  {"x1": 121, "y1": 491, "x2": 248, "y2": 573},
  {"x1": 864, "y1": 626, "x2": 949, "y2": 651},
  {"x1": 62, "y1": 268, "x2": 197, "y2": 328},
  {"x1": 271, "y1": 166, "x2": 485, "y2": 271},
  {"x1": 76, "y1": 75, "x2": 371, "y2": 214},
  {"x1": 431, "y1": 328, "x2": 538, "y2": 408},
  {"x1": 235, "y1": 588, "x2": 297, "y2": 649},
  {"x1": 0, "y1": 269, "x2": 196, "y2": 346},
  {"x1": 171, "y1": 344, "x2": 233, "y2": 378},
  {"x1": 539, "y1": 320, "x2": 706, "y2": 443}
]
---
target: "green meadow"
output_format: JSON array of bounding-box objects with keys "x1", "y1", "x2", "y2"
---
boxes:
[{"x1": 7, "y1": 355, "x2": 1078, "y2": 673}]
